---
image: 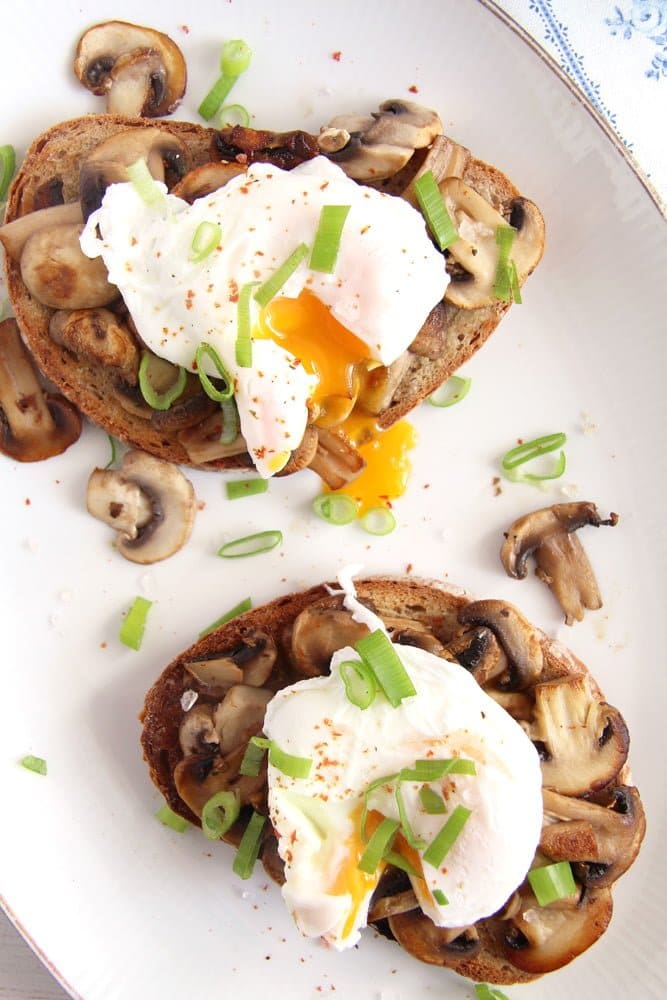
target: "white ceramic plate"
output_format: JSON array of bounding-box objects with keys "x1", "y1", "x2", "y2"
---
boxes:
[{"x1": 1, "y1": 2, "x2": 665, "y2": 998}]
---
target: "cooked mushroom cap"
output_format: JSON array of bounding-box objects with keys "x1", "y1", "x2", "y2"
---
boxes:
[
  {"x1": 441, "y1": 179, "x2": 545, "y2": 309},
  {"x1": 399, "y1": 135, "x2": 471, "y2": 207},
  {"x1": 290, "y1": 605, "x2": 370, "y2": 677},
  {"x1": 177, "y1": 409, "x2": 249, "y2": 464},
  {"x1": 49, "y1": 307, "x2": 139, "y2": 380},
  {"x1": 501, "y1": 502, "x2": 619, "y2": 625},
  {"x1": 174, "y1": 744, "x2": 266, "y2": 819},
  {"x1": 0, "y1": 202, "x2": 83, "y2": 263},
  {"x1": 307, "y1": 426, "x2": 365, "y2": 489},
  {"x1": 0, "y1": 318, "x2": 82, "y2": 461},
  {"x1": 73, "y1": 20, "x2": 187, "y2": 117},
  {"x1": 458, "y1": 599, "x2": 543, "y2": 690},
  {"x1": 20, "y1": 224, "x2": 118, "y2": 310},
  {"x1": 444, "y1": 624, "x2": 509, "y2": 687},
  {"x1": 178, "y1": 703, "x2": 220, "y2": 756},
  {"x1": 389, "y1": 910, "x2": 481, "y2": 965},
  {"x1": 531, "y1": 675, "x2": 629, "y2": 795},
  {"x1": 356, "y1": 352, "x2": 412, "y2": 416},
  {"x1": 213, "y1": 685, "x2": 273, "y2": 754},
  {"x1": 319, "y1": 99, "x2": 442, "y2": 181},
  {"x1": 86, "y1": 449, "x2": 196, "y2": 563},
  {"x1": 171, "y1": 162, "x2": 246, "y2": 202},
  {"x1": 275, "y1": 426, "x2": 319, "y2": 477},
  {"x1": 184, "y1": 630, "x2": 278, "y2": 695}
]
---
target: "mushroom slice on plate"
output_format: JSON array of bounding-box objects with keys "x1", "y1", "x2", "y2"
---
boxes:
[
  {"x1": 86, "y1": 448, "x2": 196, "y2": 563},
  {"x1": 458, "y1": 599, "x2": 543, "y2": 690},
  {"x1": 73, "y1": 20, "x2": 186, "y2": 117},
  {"x1": 20, "y1": 223, "x2": 118, "y2": 310},
  {"x1": 501, "y1": 501, "x2": 619, "y2": 625},
  {"x1": 0, "y1": 202, "x2": 83, "y2": 262},
  {"x1": 530, "y1": 675, "x2": 629, "y2": 795},
  {"x1": 540, "y1": 785, "x2": 646, "y2": 888},
  {"x1": 0, "y1": 318, "x2": 82, "y2": 461},
  {"x1": 440, "y1": 178, "x2": 545, "y2": 309},
  {"x1": 49, "y1": 308, "x2": 139, "y2": 380}
]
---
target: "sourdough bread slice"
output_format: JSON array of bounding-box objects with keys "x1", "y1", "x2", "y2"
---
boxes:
[{"x1": 140, "y1": 576, "x2": 644, "y2": 986}]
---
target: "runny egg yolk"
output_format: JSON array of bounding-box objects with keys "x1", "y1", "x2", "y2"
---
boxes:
[
  {"x1": 329, "y1": 808, "x2": 384, "y2": 941},
  {"x1": 331, "y1": 411, "x2": 417, "y2": 514}
]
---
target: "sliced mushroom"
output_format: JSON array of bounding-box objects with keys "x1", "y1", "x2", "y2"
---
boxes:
[
  {"x1": 540, "y1": 786, "x2": 646, "y2": 888},
  {"x1": 290, "y1": 605, "x2": 370, "y2": 677},
  {"x1": 49, "y1": 308, "x2": 139, "y2": 381},
  {"x1": 177, "y1": 410, "x2": 249, "y2": 464},
  {"x1": 501, "y1": 502, "x2": 619, "y2": 625},
  {"x1": 356, "y1": 352, "x2": 412, "y2": 415},
  {"x1": 530, "y1": 675, "x2": 629, "y2": 795},
  {"x1": 276, "y1": 426, "x2": 319, "y2": 477},
  {"x1": 444, "y1": 625, "x2": 509, "y2": 687},
  {"x1": 440, "y1": 178, "x2": 545, "y2": 309},
  {"x1": 318, "y1": 100, "x2": 442, "y2": 181},
  {"x1": 408, "y1": 302, "x2": 449, "y2": 360},
  {"x1": 20, "y1": 223, "x2": 118, "y2": 310},
  {"x1": 79, "y1": 128, "x2": 190, "y2": 220},
  {"x1": 150, "y1": 391, "x2": 218, "y2": 433},
  {"x1": 171, "y1": 162, "x2": 246, "y2": 203},
  {"x1": 389, "y1": 910, "x2": 482, "y2": 965},
  {"x1": 502, "y1": 886, "x2": 612, "y2": 974},
  {"x1": 388, "y1": 624, "x2": 446, "y2": 656},
  {"x1": 178, "y1": 703, "x2": 220, "y2": 756},
  {"x1": 308, "y1": 426, "x2": 365, "y2": 489},
  {"x1": 0, "y1": 202, "x2": 83, "y2": 262},
  {"x1": 174, "y1": 745, "x2": 266, "y2": 819},
  {"x1": 458, "y1": 600, "x2": 543, "y2": 690},
  {"x1": 0, "y1": 318, "x2": 82, "y2": 461},
  {"x1": 213, "y1": 685, "x2": 273, "y2": 754},
  {"x1": 73, "y1": 20, "x2": 186, "y2": 117},
  {"x1": 185, "y1": 630, "x2": 278, "y2": 695},
  {"x1": 86, "y1": 449, "x2": 196, "y2": 563}
]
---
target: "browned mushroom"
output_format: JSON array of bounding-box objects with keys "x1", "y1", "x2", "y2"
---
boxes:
[
  {"x1": 290, "y1": 604, "x2": 370, "y2": 677},
  {"x1": 171, "y1": 162, "x2": 246, "y2": 202},
  {"x1": 184, "y1": 630, "x2": 278, "y2": 696},
  {"x1": 389, "y1": 910, "x2": 482, "y2": 965},
  {"x1": 444, "y1": 625, "x2": 509, "y2": 687},
  {"x1": 213, "y1": 685, "x2": 274, "y2": 754},
  {"x1": 307, "y1": 426, "x2": 365, "y2": 489},
  {"x1": 20, "y1": 223, "x2": 118, "y2": 310},
  {"x1": 400, "y1": 134, "x2": 471, "y2": 207},
  {"x1": 276, "y1": 426, "x2": 319, "y2": 477},
  {"x1": 356, "y1": 352, "x2": 412, "y2": 415},
  {"x1": 174, "y1": 744, "x2": 266, "y2": 818},
  {"x1": 458, "y1": 600, "x2": 543, "y2": 690},
  {"x1": 501, "y1": 501, "x2": 619, "y2": 625},
  {"x1": 0, "y1": 318, "x2": 82, "y2": 461},
  {"x1": 178, "y1": 703, "x2": 220, "y2": 756},
  {"x1": 49, "y1": 308, "x2": 139, "y2": 380},
  {"x1": 0, "y1": 202, "x2": 83, "y2": 262}
]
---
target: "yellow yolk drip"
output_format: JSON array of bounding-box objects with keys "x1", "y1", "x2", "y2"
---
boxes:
[
  {"x1": 329, "y1": 808, "x2": 384, "y2": 941},
  {"x1": 331, "y1": 410, "x2": 417, "y2": 514}
]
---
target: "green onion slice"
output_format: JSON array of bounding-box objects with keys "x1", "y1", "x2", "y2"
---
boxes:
[
  {"x1": 312, "y1": 493, "x2": 359, "y2": 526},
  {"x1": 195, "y1": 342, "x2": 234, "y2": 401},
  {"x1": 395, "y1": 782, "x2": 425, "y2": 850},
  {"x1": 510, "y1": 260, "x2": 522, "y2": 304},
  {"x1": 360, "y1": 772, "x2": 400, "y2": 842},
  {"x1": 339, "y1": 658, "x2": 377, "y2": 710},
  {"x1": 0, "y1": 145, "x2": 16, "y2": 201},
  {"x1": 201, "y1": 789, "x2": 241, "y2": 840},
  {"x1": 419, "y1": 787, "x2": 447, "y2": 814},
  {"x1": 190, "y1": 221, "x2": 221, "y2": 263},
  {"x1": 428, "y1": 375, "x2": 472, "y2": 408},
  {"x1": 310, "y1": 205, "x2": 351, "y2": 273},
  {"x1": 219, "y1": 396, "x2": 240, "y2": 444},
  {"x1": 199, "y1": 597, "x2": 252, "y2": 639},
  {"x1": 474, "y1": 985, "x2": 511, "y2": 1000},
  {"x1": 221, "y1": 39, "x2": 252, "y2": 75},
  {"x1": 198, "y1": 74, "x2": 237, "y2": 120},
  {"x1": 501, "y1": 432, "x2": 567, "y2": 483},
  {"x1": 254, "y1": 243, "x2": 309, "y2": 308},
  {"x1": 217, "y1": 530, "x2": 282, "y2": 559},
  {"x1": 219, "y1": 103, "x2": 250, "y2": 127},
  {"x1": 414, "y1": 170, "x2": 458, "y2": 251},
  {"x1": 232, "y1": 810, "x2": 266, "y2": 879},
  {"x1": 226, "y1": 478, "x2": 269, "y2": 500},
  {"x1": 355, "y1": 629, "x2": 416, "y2": 708},
  {"x1": 360, "y1": 506, "x2": 396, "y2": 536},
  {"x1": 506, "y1": 449, "x2": 567, "y2": 484},
  {"x1": 20, "y1": 754, "x2": 47, "y2": 776},
  {"x1": 432, "y1": 888, "x2": 448, "y2": 906},
  {"x1": 250, "y1": 736, "x2": 312, "y2": 779},
  {"x1": 236, "y1": 281, "x2": 258, "y2": 367},
  {"x1": 493, "y1": 224, "x2": 522, "y2": 303},
  {"x1": 126, "y1": 158, "x2": 165, "y2": 207},
  {"x1": 383, "y1": 849, "x2": 422, "y2": 879},
  {"x1": 357, "y1": 817, "x2": 400, "y2": 875},
  {"x1": 400, "y1": 758, "x2": 477, "y2": 781},
  {"x1": 156, "y1": 804, "x2": 189, "y2": 832},
  {"x1": 422, "y1": 805, "x2": 472, "y2": 868},
  {"x1": 138, "y1": 352, "x2": 187, "y2": 410},
  {"x1": 527, "y1": 860, "x2": 577, "y2": 907},
  {"x1": 119, "y1": 596, "x2": 153, "y2": 650},
  {"x1": 239, "y1": 738, "x2": 266, "y2": 777},
  {"x1": 104, "y1": 434, "x2": 118, "y2": 470}
]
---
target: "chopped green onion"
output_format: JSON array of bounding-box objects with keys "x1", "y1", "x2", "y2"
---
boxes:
[
  {"x1": 198, "y1": 75, "x2": 237, "y2": 120},
  {"x1": 360, "y1": 772, "x2": 400, "y2": 842},
  {"x1": 119, "y1": 596, "x2": 153, "y2": 651},
  {"x1": 339, "y1": 658, "x2": 377, "y2": 710},
  {"x1": 219, "y1": 396, "x2": 240, "y2": 444},
  {"x1": 474, "y1": 985, "x2": 510, "y2": 1000},
  {"x1": 198, "y1": 597, "x2": 252, "y2": 639},
  {"x1": 104, "y1": 434, "x2": 118, "y2": 470},
  {"x1": 254, "y1": 243, "x2": 309, "y2": 308},
  {"x1": 395, "y1": 781, "x2": 425, "y2": 850},
  {"x1": 0, "y1": 145, "x2": 16, "y2": 201},
  {"x1": 493, "y1": 224, "x2": 521, "y2": 303},
  {"x1": 239, "y1": 738, "x2": 266, "y2": 777},
  {"x1": 236, "y1": 281, "x2": 258, "y2": 367},
  {"x1": 414, "y1": 170, "x2": 458, "y2": 251},
  {"x1": 428, "y1": 375, "x2": 472, "y2": 408},
  {"x1": 419, "y1": 786, "x2": 447, "y2": 814},
  {"x1": 400, "y1": 758, "x2": 477, "y2": 781},
  {"x1": 501, "y1": 432, "x2": 567, "y2": 484},
  {"x1": 190, "y1": 221, "x2": 221, "y2": 263},
  {"x1": 20, "y1": 755, "x2": 47, "y2": 776},
  {"x1": 221, "y1": 39, "x2": 252, "y2": 76},
  {"x1": 250, "y1": 736, "x2": 312, "y2": 779},
  {"x1": 219, "y1": 103, "x2": 250, "y2": 127},
  {"x1": 528, "y1": 861, "x2": 577, "y2": 907},
  {"x1": 126, "y1": 158, "x2": 165, "y2": 207},
  {"x1": 232, "y1": 810, "x2": 266, "y2": 879},
  {"x1": 226, "y1": 478, "x2": 269, "y2": 500},
  {"x1": 312, "y1": 493, "x2": 359, "y2": 526},
  {"x1": 360, "y1": 506, "x2": 396, "y2": 536},
  {"x1": 156, "y1": 804, "x2": 189, "y2": 832},
  {"x1": 505, "y1": 450, "x2": 567, "y2": 484},
  {"x1": 383, "y1": 849, "x2": 422, "y2": 879},
  {"x1": 217, "y1": 530, "x2": 283, "y2": 559},
  {"x1": 201, "y1": 789, "x2": 241, "y2": 840},
  {"x1": 195, "y1": 342, "x2": 234, "y2": 402},
  {"x1": 310, "y1": 205, "x2": 351, "y2": 273},
  {"x1": 355, "y1": 629, "x2": 416, "y2": 708},
  {"x1": 510, "y1": 260, "x2": 522, "y2": 304},
  {"x1": 422, "y1": 805, "x2": 472, "y2": 868},
  {"x1": 138, "y1": 352, "x2": 187, "y2": 410},
  {"x1": 357, "y1": 817, "x2": 400, "y2": 875},
  {"x1": 432, "y1": 888, "x2": 448, "y2": 906}
]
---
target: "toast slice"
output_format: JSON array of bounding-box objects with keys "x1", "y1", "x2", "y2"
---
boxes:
[
  {"x1": 3, "y1": 113, "x2": 543, "y2": 472},
  {"x1": 140, "y1": 576, "x2": 644, "y2": 986}
]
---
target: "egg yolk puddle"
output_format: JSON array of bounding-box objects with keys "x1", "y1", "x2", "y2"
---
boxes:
[{"x1": 329, "y1": 410, "x2": 417, "y2": 514}]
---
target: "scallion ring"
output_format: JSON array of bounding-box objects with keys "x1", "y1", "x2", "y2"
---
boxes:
[
  {"x1": 201, "y1": 789, "x2": 241, "y2": 840},
  {"x1": 20, "y1": 755, "x2": 47, "y2": 776},
  {"x1": 217, "y1": 530, "x2": 283, "y2": 559},
  {"x1": 360, "y1": 506, "x2": 396, "y2": 536},
  {"x1": 198, "y1": 596, "x2": 252, "y2": 639},
  {"x1": 422, "y1": 805, "x2": 472, "y2": 868},
  {"x1": 505, "y1": 450, "x2": 567, "y2": 483},
  {"x1": 220, "y1": 39, "x2": 252, "y2": 76},
  {"x1": 119, "y1": 596, "x2": 153, "y2": 651},
  {"x1": 312, "y1": 493, "x2": 359, "y2": 526},
  {"x1": 226, "y1": 478, "x2": 269, "y2": 500},
  {"x1": 195, "y1": 342, "x2": 234, "y2": 402},
  {"x1": 219, "y1": 103, "x2": 250, "y2": 127},
  {"x1": 126, "y1": 158, "x2": 165, "y2": 207},
  {"x1": 310, "y1": 205, "x2": 351, "y2": 273},
  {"x1": 527, "y1": 860, "x2": 577, "y2": 907},
  {"x1": 357, "y1": 817, "x2": 400, "y2": 875},
  {"x1": 0, "y1": 145, "x2": 16, "y2": 201},
  {"x1": 428, "y1": 375, "x2": 472, "y2": 408},
  {"x1": 156, "y1": 804, "x2": 189, "y2": 832},
  {"x1": 138, "y1": 352, "x2": 187, "y2": 410},
  {"x1": 355, "y1": 629, "x2": 416, "y2": 708},
  {"x1": 339, "y1": 658, "x2": 377, "y2": 709},
  {"x1": 501, "y1": 432, "x2": 567, "y2": 483},
  {"x1": 190, "y1": 221, "x2": 221, "y2": 263},
  {"x1": 413, "y1": 170, "x2": 458, "y2": 251},
  {"x1": 254, "y1": 243, "x2": 309, "y2": 308},
  {"x1": 232, "y1": 810, "x2": 266, "y2": 879}
]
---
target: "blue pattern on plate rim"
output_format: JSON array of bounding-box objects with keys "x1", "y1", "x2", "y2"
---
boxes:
[{"x1": 606, "y1": 2, "x2": 667, "y2": 79}]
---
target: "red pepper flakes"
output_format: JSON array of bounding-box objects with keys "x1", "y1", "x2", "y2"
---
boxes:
[
  {"x1": 332, "y1": 50, "x2": 342, "y2": 61},
  {"x1": 24, "y1": 497, "x2": 31, "y2": 506},
  {"x1": 409, "y1": 84, "x2": 419, "y2": 94},
  {"x1": 179, "y1": 24, "x2": 190, "y2": 33}
]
